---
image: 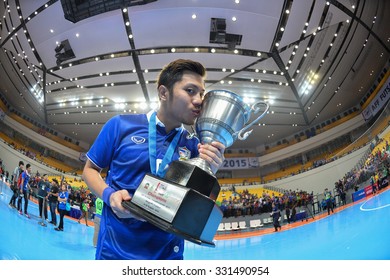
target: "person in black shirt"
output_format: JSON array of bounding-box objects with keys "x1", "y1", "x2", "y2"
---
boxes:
[
  {"x1": 8, "y1": 161, "x2": 24, "y2": 208},
  {"x1": 37, "y1": 174, "x2": 51, "y2": 226},
  {"x1": 48, "y1": 178, "x2": 59, "y2": 225}
]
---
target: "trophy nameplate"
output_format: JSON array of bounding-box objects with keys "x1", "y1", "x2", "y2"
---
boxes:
[{"x1": 123, "y1": 174, "x2": 222, "y2": 247}]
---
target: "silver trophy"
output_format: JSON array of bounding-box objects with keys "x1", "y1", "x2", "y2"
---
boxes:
[
  {"x1": 123, "y1": 89, "x2": 269, "y2": 247},
  {"x1": 188, "y1": 89, "x2": 270, "y2": 174}
]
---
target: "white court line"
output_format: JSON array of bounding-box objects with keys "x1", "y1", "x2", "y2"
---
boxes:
[{"x1": 360, "y1": 195, "x2": 390, "y2": 211}]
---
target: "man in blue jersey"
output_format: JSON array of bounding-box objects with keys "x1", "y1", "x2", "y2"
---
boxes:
[
  {"x1": 82, "y1": 59, "x2": 225, "y2": 260},
  {"x1": 17, "y1": 163, "x2": 32, "y2": 218}
]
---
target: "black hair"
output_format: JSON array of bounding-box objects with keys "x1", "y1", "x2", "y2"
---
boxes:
[{"x1": 157, "y1": 59, "x2": 206, "y2": 94}]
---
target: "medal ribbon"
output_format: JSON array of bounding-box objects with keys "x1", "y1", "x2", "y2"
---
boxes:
[{"x1": 148, "y1": 111, "x2": 182, "y2": 177}]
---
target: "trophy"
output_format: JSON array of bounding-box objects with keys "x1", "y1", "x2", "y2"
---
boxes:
[{"x1": 122, "y1": 90, "x2": 269, "y2": 247}]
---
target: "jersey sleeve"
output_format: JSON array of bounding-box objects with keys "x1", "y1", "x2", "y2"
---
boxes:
[{"x1": 86, "y1": 116, "x2": 120, "y2": 170}]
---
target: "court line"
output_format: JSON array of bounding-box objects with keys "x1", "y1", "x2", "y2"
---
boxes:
[{"x1": 360, "y1": 190, "x2": 390, "y2": 211}]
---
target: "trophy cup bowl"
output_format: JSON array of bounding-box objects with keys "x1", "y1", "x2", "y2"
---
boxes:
[
  {"x1": 186, "y1": 89, "x2": 270, "y2": 174},
  {"x1": 123, "y1": 89, "x2": 269, "y2": 247}
]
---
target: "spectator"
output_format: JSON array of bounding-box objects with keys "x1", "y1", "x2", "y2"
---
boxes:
[
  {"x1": 55, "y1": 183, "x2": 69, "y2": 231},
  {"x1": 48, "y1": 178, "x2": 59, "y2": 225},
  {"x1": 17, "y1": 163, "x2": 32, "y2": 218},
  {"x1": 8, "y1": 161, "x2": 24, "y2": 209},
  {"x1": 37, "y1": 174, "x2": 51, "y2": 226},
  {"x1": 93, "y1": 197, "x2": 103, "y2": 247}
]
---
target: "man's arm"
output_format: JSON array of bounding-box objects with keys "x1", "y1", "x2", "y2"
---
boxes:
[
  {"x1": 82, "y1": 159, "x2": 135, "y2": 219},
  {"x1": 81, "y1": 159, "x2": 107, "y2": 199}
]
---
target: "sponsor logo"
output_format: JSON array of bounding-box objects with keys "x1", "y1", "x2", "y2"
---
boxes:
[{"x1": 131, "y1": 136, "x2": 146, "y2": 144}]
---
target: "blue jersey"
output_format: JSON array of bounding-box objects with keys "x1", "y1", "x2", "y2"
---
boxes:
[
  {"x1": 87, "y1": 112, "x2": 200, "y2": 260},
  {"x1": 58, "y1": 191, "x2": 69, "y2": 210},
  {"x1": 20, "y1": 171, "x2": 30, "y2": 191}
]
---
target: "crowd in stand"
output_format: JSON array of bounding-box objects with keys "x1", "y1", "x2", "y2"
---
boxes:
[
  {"x1": 219, "y1": 138, "x2": 390, "y2": 223},
  {"x1": 219, "y1": 188, "x2": 315, "y2": 220}
]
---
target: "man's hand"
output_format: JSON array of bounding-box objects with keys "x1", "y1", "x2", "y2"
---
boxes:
[
  {"x1": 108, "y1": 189, "x2": 145, "y2": 221},
  {"x1": 198, "y1": 141, "x2": 226, "y2": 174}
]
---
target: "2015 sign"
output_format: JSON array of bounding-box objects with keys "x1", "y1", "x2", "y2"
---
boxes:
[{"x1": 220, "y1": 157, "x2": 259, "y2": 170}]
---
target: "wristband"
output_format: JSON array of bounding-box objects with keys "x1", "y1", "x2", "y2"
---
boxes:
[{"x1": 102, "y1": 187, "x2": 115, "y2": 207}]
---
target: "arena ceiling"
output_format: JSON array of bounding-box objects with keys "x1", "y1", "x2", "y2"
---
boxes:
[{"x1": 0, "y1": 0, "x2": 389, "y2": 151}]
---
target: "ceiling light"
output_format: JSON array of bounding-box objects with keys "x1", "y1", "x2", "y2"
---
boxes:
[{"x1": 192, "y1": 14, "x2": 197, "y2": 19}]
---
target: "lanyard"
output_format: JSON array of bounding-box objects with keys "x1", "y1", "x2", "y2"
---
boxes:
[{"x1": 148, "y1": 111, "x2": 182, "y2": 177}]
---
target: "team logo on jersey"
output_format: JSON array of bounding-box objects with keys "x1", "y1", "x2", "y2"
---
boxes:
[
  {"x1": 178, "y1": 146, "x2": 191, "y2": 160},
  {"x1": 131, "y1": 136, "x2": 146, "y2": 144}
]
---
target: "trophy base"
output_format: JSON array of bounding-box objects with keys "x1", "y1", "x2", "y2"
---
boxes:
[
  {"x1": 121, "y1": 174, "x2": 222, "y2": 247},
  {"x1": 164, "y1": 160, "x2": 220, "y2": 200},
  {"x1": 122, "y1": 200, "x2": 216, "y2": 247}
]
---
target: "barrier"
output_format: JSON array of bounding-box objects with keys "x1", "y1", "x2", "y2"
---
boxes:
[{"x1": 352, "y1": 189, "x2": 366, "y2": 202}]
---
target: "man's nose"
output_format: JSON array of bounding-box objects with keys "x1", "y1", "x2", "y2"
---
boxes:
[{"x1": 193, "y1": 93, "x2": 203, "y2": 106}]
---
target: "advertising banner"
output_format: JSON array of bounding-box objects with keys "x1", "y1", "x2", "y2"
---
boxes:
[
  {"x1": 364, "y1": 185, "x2": 373, "y2": 196},
  {"x1": 361, "y1": 75, "x2": 390, "y2": 121},
  {"x1": 352, "y1": 188, "x2": 366, "y2": 202}
]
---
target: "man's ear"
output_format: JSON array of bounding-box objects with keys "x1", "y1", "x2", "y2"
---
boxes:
[{"x1": 158, "y1": 85, "x2": 168, "y2": 101}]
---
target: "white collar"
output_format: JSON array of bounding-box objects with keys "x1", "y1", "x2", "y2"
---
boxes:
[{"x1": 146, "y1": 110, "x2": 183, "y2": 132}]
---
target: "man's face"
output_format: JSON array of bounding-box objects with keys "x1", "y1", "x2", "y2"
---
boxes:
[{"x1": 165, "y1": 71, "x2": 205, "y2": 126}]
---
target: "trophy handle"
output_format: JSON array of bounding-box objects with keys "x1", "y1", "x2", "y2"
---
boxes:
[{"x1": 237, "y1": 101, "x2": 269, "y2": 140}]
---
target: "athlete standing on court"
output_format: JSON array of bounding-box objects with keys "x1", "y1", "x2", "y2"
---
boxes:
[{"x1": 82, "y1": 59, "x2": 225, "y2": 259}]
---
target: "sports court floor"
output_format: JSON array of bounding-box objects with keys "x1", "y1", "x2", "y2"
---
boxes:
[{"x1": 0, "y1": 181, "x2": 389, "y2": 260}]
